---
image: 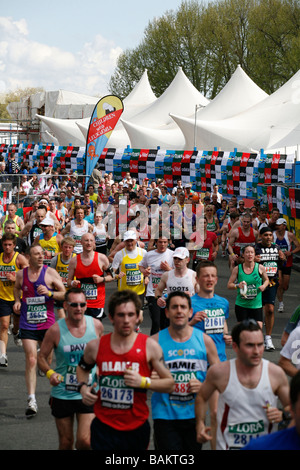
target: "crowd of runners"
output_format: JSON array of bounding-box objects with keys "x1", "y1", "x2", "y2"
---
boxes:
[{"x1": 0, "y1": 163, "x2": 300, "y2": 451}]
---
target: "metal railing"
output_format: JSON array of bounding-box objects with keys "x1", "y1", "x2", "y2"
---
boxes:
[{"x1": 0, "y1": 173, "x2": 88, "y2": 209}]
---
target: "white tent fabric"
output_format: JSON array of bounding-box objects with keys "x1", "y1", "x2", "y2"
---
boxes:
[
  {"x1": 122, "y1": 69, "x2": 157, "y2": 118},
  {"x1": 7, "y1": 65, "x2": 300, "y2": 153},
  {"x1": 172, "y1": 68, "x2": 300, "y2": 152},
  {"x1": 193, "y1": 65, "x2": 268, "y2": 121},
  {"x1": 76, "y1": 120, "x2": 131, "y2": 149},
  {"x1": 119, "y1": 67, "x2": 209, "y2": 149},
  {"x1": 44, "y1": 130, "x2": 59, "y2": 146},
  {"x1": 121, "y1": 119, "x2": 186, "y2": 150},
  {"x1": 37, "y1": 115, "x2": 86, "y2": 147},
  {"x1": 36, "y1": 70, "x2": 157, "y2": 147},
  {"x1": 76, "y1": 69, "x2": 158, "y2": 148},
  {"x1": 127, "y1": 67, "x2": 209, "y2": 129}
]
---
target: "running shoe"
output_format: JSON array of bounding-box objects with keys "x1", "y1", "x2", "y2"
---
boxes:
[
  {"x1": 25, "y1": 398, "x2": 38, "y2": 417},
  {"x1": 0, "y1": 353, "x2": 8, "y2": 367},
  {"x1": 13, "y1": 331, "x2": 22, "y2": 347},
  {"x1": 278, "y1": 302, "x2": 284, "y2": 313},
  {"x1": 265, "y1": 337, "x2": 275, "y2": 351}
]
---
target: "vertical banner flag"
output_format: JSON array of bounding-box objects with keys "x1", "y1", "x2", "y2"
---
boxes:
[{"x1": 85, "y1": 95, "x2": 124, "y2": 179}]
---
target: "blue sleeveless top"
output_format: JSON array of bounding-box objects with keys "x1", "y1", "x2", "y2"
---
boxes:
[
  {"x1": 51, "y1": 315, "x2": 97, "y2": 400},
  {"x1": 151, "y1": 327, "x2": 207, "y2": 420}
]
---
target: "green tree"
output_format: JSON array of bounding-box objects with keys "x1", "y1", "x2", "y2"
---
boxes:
[
  {"x1": 109, "y1": 0, "x2": 300, "y2": 99},
  {"x1": 248, "y1": 0, "x2": 300, "y2": 93}
]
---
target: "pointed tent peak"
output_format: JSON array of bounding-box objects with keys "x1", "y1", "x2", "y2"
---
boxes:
[
  {"x1": 213, "y1": 65, "x2": 269, "y2": 103},
  {"x1": 123, "y1": 69, "x2": 157, "y2": 107},
  {"x1": 162, "y1": 67, "x2": 209, "y2": 107},
  {"x1": 229, "y1": 65, "x2": 268, "y2": 95},
  {"x1": 75, "y1": 118, "x2": 90, "y2": 139},
  {"x1": 194, "y1": 65, "x2": 269, "y2": 121},
  {"x1": 126, "y1": 67, "x2": 210, "y2": 128}
]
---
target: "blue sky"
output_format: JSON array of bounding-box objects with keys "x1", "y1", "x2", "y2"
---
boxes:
[{"x1": 0, "y1": 0, "x2": 187, "y2": 96}]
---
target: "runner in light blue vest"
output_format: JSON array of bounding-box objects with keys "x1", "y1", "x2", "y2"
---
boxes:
[{"x1": 151, "y1": 291, "x2": 219, "y2": 451}]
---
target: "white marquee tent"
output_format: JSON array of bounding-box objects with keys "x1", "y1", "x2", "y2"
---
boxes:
[
  {"x1": 6, "y1": 65, "x2": 300, "y2": 154},
  {"x1": 172, "y1": 67, "x2": 300, "y2": 153},
  {"x1": 35, "y1": 69, "x2": 157, "y2": 148}
]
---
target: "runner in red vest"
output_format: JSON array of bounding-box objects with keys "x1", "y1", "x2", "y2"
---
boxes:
[
  {"x1": 67, "y1": 233, "x2": 112, "y2": 321},
  {"x1": 76, "y1": 289, "x2": 174, "y2": 451},
  {"x1": 228, "y1": 212, "x2": 258, "y2": 271}
]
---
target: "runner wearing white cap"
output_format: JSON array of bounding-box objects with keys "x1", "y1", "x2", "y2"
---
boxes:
[
  {"x1": 33, "y1": 215, "x2": 63, "y2": 266},
  {"x1": 111, "y1": 230, "x2": 147, "y2": 327}
]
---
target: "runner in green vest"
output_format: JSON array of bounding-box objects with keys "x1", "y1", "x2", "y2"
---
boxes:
[{"x1": 227, "y1": 244, "x2": 269, "y2": 329}]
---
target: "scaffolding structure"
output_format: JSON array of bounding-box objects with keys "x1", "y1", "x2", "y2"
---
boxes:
[{"x1": 0, "y1": 119, "x2": 40, "y2": 145}]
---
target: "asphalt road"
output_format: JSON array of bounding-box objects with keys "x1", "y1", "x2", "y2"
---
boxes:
[{"x1": 1, "y1": 254, "x2": 299, "y2": 451}]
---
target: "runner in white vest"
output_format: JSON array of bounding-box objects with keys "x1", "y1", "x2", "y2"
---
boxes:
[
  {"x1": 155, "y1": 247, "x2": 197, "y2": 308},
  {"x1": 195, "y1": 320, "x2": 290, "y2": 450},
  {"x1": 62, "y1": 207, "x2": 93, "y2": 254}
]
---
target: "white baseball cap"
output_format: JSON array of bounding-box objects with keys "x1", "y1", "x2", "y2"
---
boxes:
[
  {"x1": 276, "y1": 218, "x2": 287, "y2": 226},
  {"x1": 39, "y1": 215, "x2": 55, "y2": 226},
  {"x1": 173, "y1": 247, "x2": 189, "y2": 259},
  {"x1": 123, "y1": 230, "x2": 137, "y2": 241}
]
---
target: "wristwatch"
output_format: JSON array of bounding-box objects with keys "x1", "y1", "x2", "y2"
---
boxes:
[
  {"x1": 77, "y1": 382, "x2": 88, "y2": 393},
  {"x1": 282, "y1": 410, "x2": 292, "y2": 421}
]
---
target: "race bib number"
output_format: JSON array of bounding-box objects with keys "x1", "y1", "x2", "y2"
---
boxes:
[
  {"x1": 81, "y1": 282, "x2": 97, "y2": 299},
  {"x1": 0, "y1": 265, "x2": 16, "y2": 281},
  {"x1": 100, "y1": 375, "x2": 133, "y2": 409},
  {"x1": 43, "y1": 248, "x2": 56, "y2": 265},
  {"x1": 65, "y1": 365, "x2": 92, "y2": 391},
  {"x1": 126, "y1": 269, "x2": 142, "y2": 286},
  {"x1": 204, "y1": 315, "x2": 225, "y2": 334},
  {"x1": 58, "y1": 270, "x2": 68, "y2": 286},
  {"x1": 26, "y1": 296, "x2": 47, "y2": 324},
  {"x1": 196, "y1": 248, "x2": 209, "y2": 259},
  {"x1": 170, "y1": 371, "x2": 196, "y2": 402},
  {"x1": 73, "y1": 235, "x2": 82, "y2": 245},
  {"x1": 264, "y1": 262, "x2": 278, "y2": 276},
  {"x1": 245, "y1": 284, "x2": 258, "y2": 300},
  {"x1": 152, "y1": 271, "x2": 163, "y2": 289},
  {"x1": 226, "y1": 420, "x2": 265, "y2": 450}
]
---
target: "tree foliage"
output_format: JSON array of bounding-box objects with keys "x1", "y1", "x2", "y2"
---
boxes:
[{"x1": 109, "y1": 0, "x2": 300, "y2": 99}]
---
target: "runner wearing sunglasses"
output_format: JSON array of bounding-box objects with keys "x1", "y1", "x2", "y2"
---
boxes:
[{"x1": 37, "y1": 287, "x2": 103, "y2": 449}]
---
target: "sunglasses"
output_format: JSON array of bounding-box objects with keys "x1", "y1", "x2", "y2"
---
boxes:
[{"x1": 67, "y1": 302, "x2": 87, "y2": 308}]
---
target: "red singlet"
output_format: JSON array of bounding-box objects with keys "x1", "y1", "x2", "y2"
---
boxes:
[
  {"x1": 74, "y1": 252, "x2": 105, "y2": 308},
  {"x1": 233, "y1": 226, "x2": 256, "y2": 255},
  {"x1": 94, "y1": 333, "x2": 152, "y2": 431}
]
